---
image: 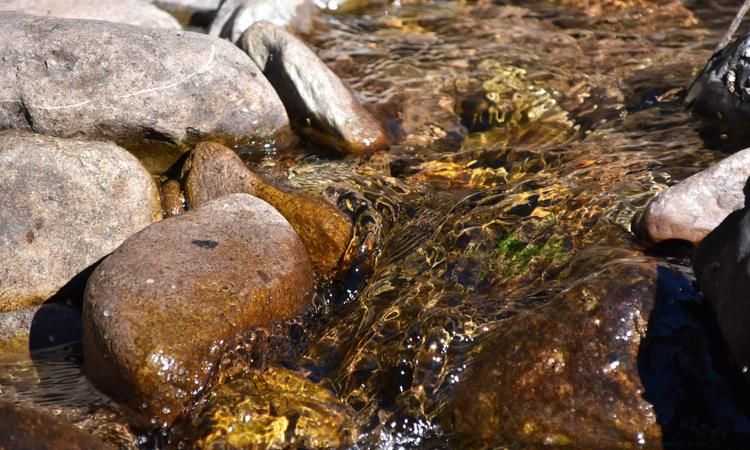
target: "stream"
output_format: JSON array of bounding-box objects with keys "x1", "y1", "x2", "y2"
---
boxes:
[{"x1": 3, "y1": 0, "x2": 750, "y2": 448}]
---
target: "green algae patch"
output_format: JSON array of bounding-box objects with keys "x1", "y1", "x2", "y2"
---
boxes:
[{"x1": 495, "y1": 233, "x2": 568, "y2": 278}]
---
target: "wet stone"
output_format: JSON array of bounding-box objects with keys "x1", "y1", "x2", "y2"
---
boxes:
[
  {"x1": 0, "y1": 0, "x2": 182, "y2": 29},
  {"x1": 173, "y1": 365, "x2": 357, "y2": 449},
  {"x1": 240, "y1": 21, "x2": 389, "y2": 155},
  {"x1": 0, "y1": 130, "x2": 161, "y2": 312},
  {"x1": 182, "y1": 141, "x2": 353, "y2": 274},
  {"x1": 83, "y1": 193, "x2": 314, "y2": 426},
  {"x1": 634, "y1": 148, "x2": 750, "y2": 245},
  {"x1": 0, "y1": 401, "x2": 114, "y2": 450},
  {"x1": 443, "y1": 260, "x2": 663, "y2": 449},
  {"x1": 0, "y1": 12, "x2": 295, "y2": 152}
]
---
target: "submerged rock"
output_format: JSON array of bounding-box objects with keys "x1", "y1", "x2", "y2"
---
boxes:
[
  {"x1": 443, "y1": 260, "x2": 663, "y2": 449},
  {"x1": 686, "y1": 31, "x2": 750, "y2": 125},
  {"x1": 0, "y1": 0, "x2": 182, "y2": 29},
  {"x1": 0, "y1": 401, "x2": 114, "y2": 450},
  {"x1": 175, "y1": 365, "x2": 357, "y2": 449},
  {"x1": 182, "y1": 142, "x2": 353, "y2": 274},
  {"x1": 634, "y1": 148, "x2": 750, "y2": 245},
  {"x1": 83, "y1": 193, "x2": 314, "y2": 425},
  {"x1": 0, "y1": 131, "x2": 161, "y2": 312},
  {"x1": 694, "y1": 207, "x2": 750, "y2": 375},
  {"x1": 0, "y1": 13, "x2": 295, "y2": 151},
  {"x1": 209, "y1": 0, "x2": 315, "y2": 43},
  {"x1": 240, "y1": 21, "x2": 389, "y2": 155}
]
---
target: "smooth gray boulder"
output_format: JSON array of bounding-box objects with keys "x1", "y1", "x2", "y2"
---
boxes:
[
  {"x1": 0, "y1": 13, "x2": 295, "y2": 152},
  {"x1": 635, "y1": 148, "x2": 750, "y2": 245},
  {"x1": 240, "y1": 21, "x2": 388, "y2": 155},
  {"x1": 694, "y1": 207, "x2": 750, "y2": 374},
  {"x1": 83, "y1": 193, "x2": 314, "y2": 426},
  {"x1": 0, "y1": 130, "x2": 162, "y2": 312},
  {"x1": 0, "y1": 0, "x2": 182, "y2": 29},
  {"x1": 209, "y1": 0, "x2": 315, "y2": 43}
]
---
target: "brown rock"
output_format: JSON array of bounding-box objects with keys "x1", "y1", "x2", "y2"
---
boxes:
[
  {"x1": 240, "y1": 21, "x2": 389, "y2": 155},
  {"x1": 0, "y1": 131, "x2": 161, "y2": 312},
  {"x1": 0, "y1": 401, "x2": 114, "y2": 450},
  {"x1": 443, "y1": 260, "x2": 663, "y2": 449},
  {"x1": 83, "y1": 193, "x2": 314, "y2": 426},
  {"x1": 160, "y1": 179, "x2": 185, "y2": 217},
  {"x1": 182, "y1": 142, "x2": 352, "y2": 274},
  {"x1": 0, "y1": 0, "x2": 182, "y2": 30}
]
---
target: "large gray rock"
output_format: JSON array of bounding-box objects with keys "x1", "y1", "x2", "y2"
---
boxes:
[
  {"x1": 694, "y1": 207, "x2": 750, "y2": 374},
  {"x1": 0, "y1": 0, "x2": 182, "y2": 29},
  {"x1": 0, "y1": 131, "x2": 161, "y2": 312},
  {"x1": 635, "y1": 148, "x2": 750, "y2": 245},
  {"x1": 83, "y1": 193, "x2": 314, "y2": 426},
  {"x1": 209, "y1": 0, "x2": 315, "y2": 43},
  {"x1": 0, "y1": 13, "x2": 295, "y2": 151},
  {"x1": 240, "y1": 21, "x2": 388, "y2": 155}
]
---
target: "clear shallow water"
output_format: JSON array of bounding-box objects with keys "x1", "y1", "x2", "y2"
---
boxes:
[{"x1": 4, "y1": 1, "x2": 750, "y2": 448}]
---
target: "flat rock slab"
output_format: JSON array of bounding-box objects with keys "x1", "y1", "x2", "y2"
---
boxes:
[
  {"x1": 0, "y1": 401, "x2": 114, "y2": 450},
  {"x1": 0, "y1": 0, "x2": 182, "y2": 30},
  {"x1": 83, "y1": 193, "x2": 314, "y2": 426},
  {"x1": 0, "y1": 131, "x2": 161, "y2": 312},
  {"x1": 0, "y1": 12, "x2": 294, "y2": 151},
  {"x1": 635, "y1": 148, "x2": 750, "y2": 245},
  {"x1": 240, "y1": 21, "x2": 388, "y2": 155}
]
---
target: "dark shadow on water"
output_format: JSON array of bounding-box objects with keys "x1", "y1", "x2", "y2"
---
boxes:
[{"x1": 639, "y1": 266, "x2": 750, "y2": 449}]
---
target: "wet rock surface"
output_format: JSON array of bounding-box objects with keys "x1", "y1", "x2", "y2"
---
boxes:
[
  {"x1": 0, "y1": 401, "x2": 114, "y2": 450},
  {"x1": 240, "y1": 21, "x2": 388, "y2": 155},
  {"x1": 0, "y1": 131, "x2": 161, "y2": 312},
  {"x1": 687, "y1": 31, "x2": 750, "y2": 127},
  {"x1": 694, "y1": 207, "x2": 750, "y2": 376},
  {"x1": 0, "y1": 12, "x2": 295, "y2": 151},
  {"x1": 209, "y1": 0, "x2": 315, "y2": 43},
  {"x1": 444, "y1": 260, "x2": 663, "y2": 449},
  {"x1": 83, "y1": 193, "x2": 314, "y2": 426},
  {"x1": 182, "y1": 142, "x2": 353, "y2": 274},
  {"x1": 174, "y1": 365, "x2": 357, "y2": 449},
  {"x1": 0, "y1": 0, "x2": 182, "y2": 29},
  {"x1": 635, "y1": 148, "x2": 750, "y2": 245}
]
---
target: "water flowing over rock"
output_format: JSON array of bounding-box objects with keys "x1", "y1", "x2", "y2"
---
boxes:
[
  {"x1": 443, "y1": 260, "x2": 663, "y2": 449},
  {"x1": 686, "y1": 31, "x2": 750, "y2": 126},
  {"x1": 182, "y1": 142, "x2": 352, "y2": 274},
  {"x1": 0, "y1": 0, "x2": 182, "y2": 29},
  {"x1": 83, "y1": 193, "x2": 314, "y2": 426},
  {"x1": 209, "y1": 0, "x2": 315, "y2": 43},
  {"x1": 694, "y1": 207, "x2": 750, "y2": 376},
  {"x1": 0, "y1": 401, "x2": 115, "y2": 450},
  {"x1": 634, "y1": 148, "x2": 750, "y2": 245},
  {"x1": 0, "y1": 131, "x2": 161, "y2": 312},
  {"x1": 240, "y1": 21, "x2": 389, "y2": 155},
  {"x1": 0, "y1": 12, "x2": 295, "y2": 153}
]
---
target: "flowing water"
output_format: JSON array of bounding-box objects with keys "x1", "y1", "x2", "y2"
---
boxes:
[{"x1": 3, "y1": 0, "x2": 750, "y2": 448}]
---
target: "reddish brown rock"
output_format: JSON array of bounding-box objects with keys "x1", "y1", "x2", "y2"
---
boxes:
[
  {"x1": 182, "y1": 142, "x2": 352, "y2": 274},
  {"x1": 83, "y1": 193, "x2": 314, "y2": 426}
]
